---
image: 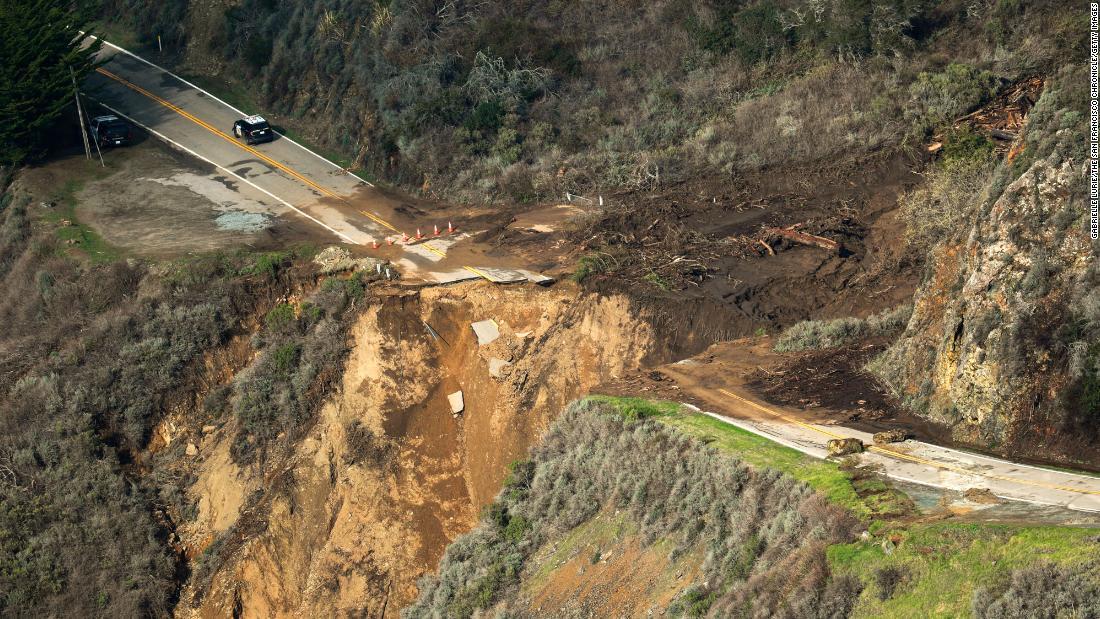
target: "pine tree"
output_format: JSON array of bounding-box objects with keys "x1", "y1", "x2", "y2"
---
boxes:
[{"x1": 0, "y1": 0, "x2": 100, "y2": 164}]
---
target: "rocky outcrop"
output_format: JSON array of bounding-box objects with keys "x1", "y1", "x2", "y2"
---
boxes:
[{"x1": 873, "y1": 72, "x2": 1096, "y2": 463}]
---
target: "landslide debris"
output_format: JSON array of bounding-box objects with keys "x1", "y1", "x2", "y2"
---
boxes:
[{"x1": 175, "y1": 280, "x2": 669, "y2": 617}]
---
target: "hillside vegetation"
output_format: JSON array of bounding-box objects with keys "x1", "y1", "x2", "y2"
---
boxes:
[
  {"x1": 407, "y1": 398, "x2": 864, "y2": 617},
  {"x1": 101, "y1": 0, "x2": 1084, "y2": 203},
  {"x1": 0, "y1": 167, "x2": 366, "y2": 615},
  {"x1": 410, "y1": 398, "x2": 1100, "y2": 617}
]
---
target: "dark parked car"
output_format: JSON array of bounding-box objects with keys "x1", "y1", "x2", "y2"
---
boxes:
[
  {"x1": 232, "y1": 115, "x2": 275, "y2": 145},
  {"x1": 90, "y1": 115, "x2": 132, "y2": 147}
]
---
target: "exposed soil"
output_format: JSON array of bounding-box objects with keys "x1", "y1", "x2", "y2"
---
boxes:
[
  {"x1": 597, "y1": 337, "x2": 953, "y2": 442},
  {"x1": 459, "y1": 150, "x2": 926, "y2": 340},
  {"x1": 173, "y1": 280, "x2": 691, "y2": 618},
  {"x1": 518, "y1": 513, "x2": 705, "y2": 618},
  {"x1": 745, "y1": 340, "x2": 954, "y2": 444},
  {"x1": 21, "y1": 139, "x2": 321, "y2": 259}
]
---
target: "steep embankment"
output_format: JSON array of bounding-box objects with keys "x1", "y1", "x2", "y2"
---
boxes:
[
  {"x1": 175, "y1": 281, "x2": 665, "y2": 617},
  {"x1": 872, "y1": 66, "x2": 1097, "y2": 466}
]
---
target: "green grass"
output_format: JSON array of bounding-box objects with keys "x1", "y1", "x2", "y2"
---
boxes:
[
  {"x1": 90, "y1": 21, "x2": 142, "y2": 50},
  {"x1": 45, "y1": 170, "x2": 122, "y2": 264},
  {"x1": 829, "y1": 522, "x2": 1100, "y2": 617},
  {"x1": 623, "y1": 401, "x2": 1100, "y2": 617},
  {"x1": 662, "y1": 411, "x2": 871, "y2": 518},
  {"x1": 585, "y1": 395, "x2": 682, "y2": 421}
]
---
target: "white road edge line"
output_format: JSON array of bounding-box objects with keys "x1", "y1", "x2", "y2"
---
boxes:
[
  {"x1": 693, "y1": 409, "x2": 1100, "y2": 514},
  {"x1": 87, "y1": 35, "x2": 376, "y2": 188},
  {"x1": 90, "y1": 99, "x2": 360, "y2": 245},
  {"x1": 695, "y1": 386, "x2": 1100, "y2": 483}
]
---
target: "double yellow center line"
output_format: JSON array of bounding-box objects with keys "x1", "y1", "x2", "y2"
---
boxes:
[
  {"x1": 96, "y1": 66, "x2": 493, "y2": 280},
  {"x1": 716, "y1": 388, "x2": 1100, "y2": 498}
]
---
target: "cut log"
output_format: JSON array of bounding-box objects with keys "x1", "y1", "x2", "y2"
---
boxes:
[
  {"x1": 765, "y1": 227, "x2": 842, "y2": 253},
  {"x1": 1006, "y1": 140, "x2": 1026, "y2": 162}
]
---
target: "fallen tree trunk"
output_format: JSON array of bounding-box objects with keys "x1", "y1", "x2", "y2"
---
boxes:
[{"x1": 765, "y1": 227, "x2": 842, "y2": 253}]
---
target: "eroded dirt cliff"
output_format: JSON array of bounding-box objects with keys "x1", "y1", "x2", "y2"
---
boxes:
[{"x1": 171, "y1": 281, "x2": 661, "y2": 617}]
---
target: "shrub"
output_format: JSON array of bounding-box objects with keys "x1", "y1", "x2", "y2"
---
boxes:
[
  {"x1": 775, "y1": 305, "x2": 913, "y2": 352},
  {"x1": 688, "y1": 1, "x2": 791, "y2": 63},
  {"x1": 972, "y1": 561, "x2": 1100, "y2": 618},
  {"x1": 264, "y1": 303, "x2": 297, "y2": 334},
  {"x1": 669, "y1": 584, "x2": 717, "y2": 617},
  {"x1": 899, "y1": 151, "x2": 996, "y2": 248},
  {"x1": 245, "y1": 251, "x2": 291, "y2": 279},
  {"x1": 230, "y1": 280, "x2": 359, "y2": 464},
  {"x1": 874, "y1": 564, "x2": 907, "y2": 600},
  {"x1": 464, "y1": 51, "x2": 551, "y2": 104},
  {"x1": 271, "y1": 342, "x2": 300, "y2": 374},
  {"x1": 405, "y1": 400, "x2": 860, "y2": 617},
  {"x1": 905, "y1": 63, "x2": 999, "y2": 137}
]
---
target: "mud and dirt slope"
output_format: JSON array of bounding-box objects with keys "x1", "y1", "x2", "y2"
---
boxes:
[{"x1": 172, "y1": 280, "x2": 676, "y2": 617}]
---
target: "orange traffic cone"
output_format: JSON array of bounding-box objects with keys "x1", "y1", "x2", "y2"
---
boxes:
[{"x1": 448, "y1": 221, "x2": 454, "y2": 234}]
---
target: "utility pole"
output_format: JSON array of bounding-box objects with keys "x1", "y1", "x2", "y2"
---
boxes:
[
  {"x1": 89, "y1": 115, "x2": 105, "y2": 168},
  {"x1": 70, "y1": 67, "x2": 91, "y2": 160}
]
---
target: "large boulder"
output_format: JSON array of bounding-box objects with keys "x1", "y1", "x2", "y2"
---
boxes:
[
  {"x1": 827, "y1": 438, "x2": 864, "y2": 457},
  {"x1": 873, "y1": 429, "x2": 909, "y2": 445}
]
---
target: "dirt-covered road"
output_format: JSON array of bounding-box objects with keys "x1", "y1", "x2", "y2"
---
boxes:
[{"x1": 640, "y1": 340, "x2": 1100, "y2": 514}]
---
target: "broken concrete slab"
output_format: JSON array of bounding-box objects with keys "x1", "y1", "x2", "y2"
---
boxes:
[
  {"x1": 448, "y1": 391, "x2": 465, "y2": 415},
  {"x1": 426, "y1": 267, "x2": 482, "y2": 285},
  {"x1": 471, "y1": 319, "x2": 501, "y2": 346},
  {"x1": 518, "y1": 269, "x2": 555, "y2": 285},
  {"x1": 488, "y1": 357, "x2": 512, "y2": 378},
  {"x1": 471, "y1": 266, "x2": 555, "y2": 285}
]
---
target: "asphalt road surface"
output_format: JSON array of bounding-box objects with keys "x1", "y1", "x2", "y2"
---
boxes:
[{"x1": 83, "y1": 39, "x2": 546, "y2": 285}]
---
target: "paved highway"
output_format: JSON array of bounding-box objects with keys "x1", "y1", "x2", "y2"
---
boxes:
[{"x1": 83, "y1": 39, "x2": 545, "y2": 285}]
